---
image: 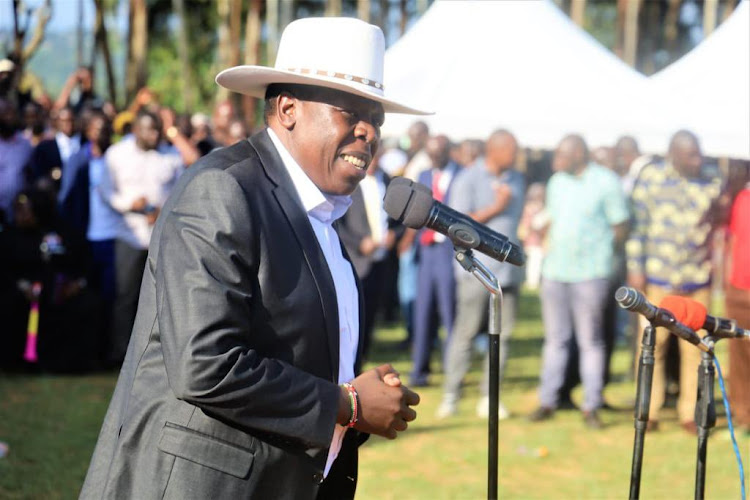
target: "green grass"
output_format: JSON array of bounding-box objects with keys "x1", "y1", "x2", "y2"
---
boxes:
[{"x1": 1, "y1": 289, "x2": 747, "y2": 499}]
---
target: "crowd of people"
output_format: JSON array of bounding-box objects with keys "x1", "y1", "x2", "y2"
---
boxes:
[
  {"x1": 1, "y1": 59, "x2": 749, "y2": 438},
  {"x1": 343, "y1": 120, "x2": 750, "y2": 434},
  {"x1": 0, "y1": 63, "x2": 250, "y2": 371}
]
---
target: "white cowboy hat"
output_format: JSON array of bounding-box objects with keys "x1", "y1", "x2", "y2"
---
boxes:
[{"x1": 215, "y1": 17, "x2": 430, "y2": 115}]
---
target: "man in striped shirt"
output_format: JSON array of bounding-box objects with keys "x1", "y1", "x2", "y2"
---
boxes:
[{"x1": 626, "y1": 130, "x2": 724, "y2": 434}]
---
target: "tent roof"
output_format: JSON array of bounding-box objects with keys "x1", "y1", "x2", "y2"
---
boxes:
[
  {"x1": 649, "y1": 1, "x2": 749, "y2": 159},
  {"x1": 382, "y1": 0, "x2": 655, "y2": 151},
  {"x1": 382, "y1": 0, "x2": 749, "y2": 159}
]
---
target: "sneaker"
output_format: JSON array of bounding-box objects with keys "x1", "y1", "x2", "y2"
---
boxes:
[
  {"x1": 528, "y1": 406, "x2": 555, "y2": 422},
  {"x1": 436, "y1": 399, "x2": 458, "y2": 419},
  {"x1": 583, "y1": 410, "x2": 603, "y2": 429},
  {"x1": 476, "y1": 396, "x2": 510, "y2": 420}
]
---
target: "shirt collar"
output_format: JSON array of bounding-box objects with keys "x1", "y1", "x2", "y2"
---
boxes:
[{"x1": 266, "y1": 128, "x2": 352, "y2": 224}]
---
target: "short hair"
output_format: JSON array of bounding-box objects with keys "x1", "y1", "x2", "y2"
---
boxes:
[
  {"x1": 135, "y1": 109, "x2": 161, "y2": 129},
  {"x1": 668, "y1": 129, "x2": 699, "y2": 153},
  {"x1": 560, "y1": 133, "x2": 589, "y2": 163},
  {"x1": 263, "y1": 83, "x2": 320, "y2": 125}
]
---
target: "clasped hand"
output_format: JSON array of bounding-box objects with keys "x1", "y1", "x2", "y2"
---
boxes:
[{"x1": 346, "y1": 364, "x2": 420, "y2": 440}]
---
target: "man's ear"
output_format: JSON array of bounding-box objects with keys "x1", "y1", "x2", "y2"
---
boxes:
[{"x1": 276, "y1": 93, "x2": 297, "y2": 130}]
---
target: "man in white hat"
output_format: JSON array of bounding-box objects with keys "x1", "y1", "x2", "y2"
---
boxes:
[{"x1": 80, "y1": 17, "x2": 426, "y2": 500}]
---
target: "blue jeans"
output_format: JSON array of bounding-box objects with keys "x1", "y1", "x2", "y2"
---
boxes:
[{"x1": 538, "y1": 278, "x2": 609, "y2": 412}]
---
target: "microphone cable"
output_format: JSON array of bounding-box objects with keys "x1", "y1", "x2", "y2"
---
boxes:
[{"x1": 713, "y1": 355, "x2": 746, "y2": 500}]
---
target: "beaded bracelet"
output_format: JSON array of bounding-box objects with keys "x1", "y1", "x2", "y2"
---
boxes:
[{"x1": 341, "y1": 382, "x2": 359, "y2": 428}]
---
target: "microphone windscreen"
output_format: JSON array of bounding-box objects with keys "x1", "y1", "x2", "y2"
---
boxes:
[
  {"x1": 659, "y1": 296, "x2": 707, "y2": 331},
  {"x1": 401, "y1": 189, "x2": 433, "y2": 228},
  {"x1": 384, "y1": 177, "x2": 434, "y2": 228},
  {"x1": 384, "y1": 182, "x2": 416, "y2": 221}
]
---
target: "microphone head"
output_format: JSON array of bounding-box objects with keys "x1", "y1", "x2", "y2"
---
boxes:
[
  {"x1": 383, "y1": 180, "x2": 414, "y2": 221},
  {"x1": 659, "y1": 296, "x2": 707, "y2": 331},
  {"x1": 615, "y1": 286, "x2": 638, "y2": 309},
  {"x1": 384, "y1": 178, "x2": 434, "y2": 229}
]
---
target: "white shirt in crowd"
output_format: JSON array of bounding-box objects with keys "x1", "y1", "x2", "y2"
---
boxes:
[
  {"x1": 102, "y1": 137, "x2": 183, "y2": 249},
  {"x1": 267, "y1": 128, "x2": 359, "y2": 477},
  {"x1": 55, "y1": 131, "x2": 81, "y2": 165},
  {"x1": 87, "y1": 155, "x2": 125, "y2": 242},
  {"x1": 359, "y1": 170, "x2": 389, "y2": 262}
]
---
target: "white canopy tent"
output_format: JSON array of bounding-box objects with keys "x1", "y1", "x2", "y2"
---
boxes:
[
  {"x1": 381, "y1": 0, "x2": 664, "y2": 152},
  {"x1": 381, "y1": 0, "x2": 749, "y2": 158},
  {"x1": 648, "y1": 1, "x2": 749, "y2": 159}
]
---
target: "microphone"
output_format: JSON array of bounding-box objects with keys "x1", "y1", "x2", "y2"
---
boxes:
[
  {"x1": 383, "y1": 177, "x2": 526, "y2": 266},
  {"x1": 615, "y1": 287, "x2": 711, "y2": 352},
  {"x1": 659, "y1": 296, "x2": 749, "y2": 340}
]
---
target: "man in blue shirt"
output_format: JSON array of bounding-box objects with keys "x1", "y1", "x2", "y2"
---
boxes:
[
  {"x1": 436, "y1": 130, "x2": 525, "y2": 419},
  {"x1": 529, "y1": 134, "x2": 629, "y2": 428}
]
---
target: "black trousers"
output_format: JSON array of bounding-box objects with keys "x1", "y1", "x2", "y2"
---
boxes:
[{"x1": 110, "y1": 239, "x2": 148, "y2": 364}]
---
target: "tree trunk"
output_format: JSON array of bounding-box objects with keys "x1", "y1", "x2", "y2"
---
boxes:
[
  {"x1": 243, "y1": 0, "x2": 262, "y2": 128},
  {"x1": 326, "y1": 0, "x2": 342, "y2": 17},
  {"x1": 216, "y1": 0, "x2": 231, "y2": 102},
  {"x1": 21, "y1": 0, "x2": 51, "y2": 62},
  {"x1": 570, "y1": 0, "x2": 586, "y2": 27},
  {"x1": 400, "y1": 0, "x2": 408, "y2": 35},
  {"x1": 126, "y1": 0, "x2": 148, "y2": 104},
  {"x1": 358, "y1": 0, "x2": 371, "y2": 22},
  {"x1": 266, "y1": 0, "x2": 279, "y2": 66},
  {"x1": 623, "y1": 0, "x2": 640, "y2": 67},
  {"x1": 703, "y1": 0, "x2": 719, "y2": 37},
  {"x1": 280, "y1": 0, "x2": 294, "y2": 32},
  {"x1": 172, "y1": 0, "x2": 194, "y2": 111},
  {"x1": 721, "y1": 0, "x2": 737, "y2": 21},
  {"x1": 93, "y1": 0, "x2": 117, "y2": 106},
  {"x1": 615, "y1": 0, "x2": 626, "y2": 59},
  {"x1": 229, "y1": 0, "x2": 242, "y2": 117},
  {"x1": 378, "y1": 0, "x2": 389, "y2": 42},
  {"x1": 664, "y1": 0, "x2": 682, "y2": 52}
]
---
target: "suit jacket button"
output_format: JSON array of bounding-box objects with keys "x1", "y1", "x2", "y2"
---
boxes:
[{"x1": 313, "y1": 472, "x2": 324, "y2": 484}]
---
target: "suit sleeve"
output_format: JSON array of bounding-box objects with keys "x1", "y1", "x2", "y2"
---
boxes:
[{"x1": 156, "y1": 168, "x2": 340, "y2": 449}]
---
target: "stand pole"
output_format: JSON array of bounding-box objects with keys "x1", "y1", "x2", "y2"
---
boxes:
[
  {"x1": 694, "y1": 349, "x2": 716, "y2": 500},
  {"x1": 629, "y1": 325, "x2": 656, "y2": 500},
  {"x1": 454, "y1": 248, "x2": 502, "y2": 500},
  {"x1": 488, "y1": 290, "x2": 502, "y2": 500}
]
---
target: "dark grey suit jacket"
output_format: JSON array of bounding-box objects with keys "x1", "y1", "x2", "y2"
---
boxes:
[{"x1": 80, "y1": 131, "x2": 366, "y2": 499}]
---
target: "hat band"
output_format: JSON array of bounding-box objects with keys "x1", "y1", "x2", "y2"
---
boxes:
[{"x1": 286, "y1": 68, "x2": 384, "y2": 91}]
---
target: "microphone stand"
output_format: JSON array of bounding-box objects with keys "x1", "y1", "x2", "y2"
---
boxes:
[
  {"x1": 629, "y1": 324, "x2": 656, "y2": 500},
  {"x1": 454, "y1": 247, "x2": 503, "y2": 500},
  {"x1": 694, "y1": 337, "x2": 717, "y2": 500}
]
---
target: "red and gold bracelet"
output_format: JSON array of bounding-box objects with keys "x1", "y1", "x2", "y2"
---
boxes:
[{"x1": 341, "y1": 382, "x2": 359, "y2": 428}]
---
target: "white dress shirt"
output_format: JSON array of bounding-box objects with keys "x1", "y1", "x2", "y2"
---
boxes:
[
  {"x1": 55, "y1": 131, "x2": 81, "y2": 165},
  {"x1": 267, "y1": 129, "x2": 359, "y2": 477},
  {"x1": 103, "y1": 138, "x2": 183, "y2": 249}
]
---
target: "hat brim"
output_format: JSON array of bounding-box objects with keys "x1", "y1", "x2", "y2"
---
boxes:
[{"x1": 216, "y1": 66, "x2": 431, "y2": 116}]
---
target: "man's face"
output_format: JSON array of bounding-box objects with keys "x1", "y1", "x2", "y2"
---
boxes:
[
  {"x1": 671, "y1": 140, "x2": 703, "y2": 178},
  {"x1": 426, "y1": 136, "x2": 450, "y2": 170},
  {"x1": 287, "y1": 88, "x2": 383, "y2": 195},
  {"x1": 552, "y1": 138, "x2": 584, "y2": 174},
  {"x1": 408, "y1": 123, "x2": 428, "y2": 152},
  {"x1": 56, "y1": 108, "x2": 75, "y2": 137},
  {"x1": 134, "y1": 115, "x2": 161, "y2": 151},
  {"x1": 485, "y1": 135, "x2": 517, "y2": 174},
  {"x1": 87, "y1": 115, "x2": 112, "y2": 151}
]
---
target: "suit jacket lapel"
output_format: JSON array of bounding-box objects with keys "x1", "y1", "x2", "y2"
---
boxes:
[{"x1": 248, "y1": 132, "x2": 341, "y2": 382}]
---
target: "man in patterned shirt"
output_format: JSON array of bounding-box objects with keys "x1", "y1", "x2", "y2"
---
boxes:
[{"x1": 626, "y1": 130, "x2": 724, "y2": 434}]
